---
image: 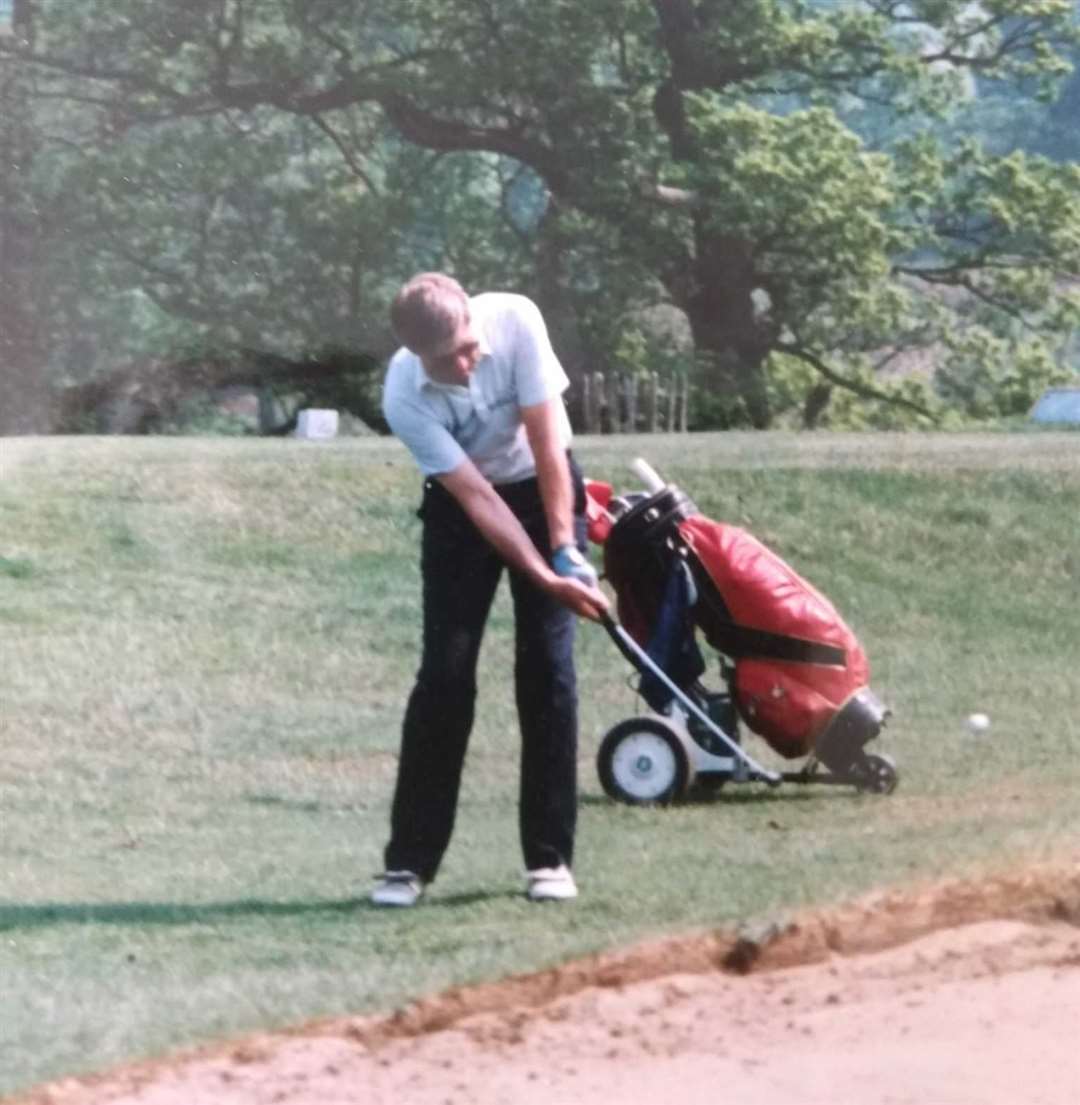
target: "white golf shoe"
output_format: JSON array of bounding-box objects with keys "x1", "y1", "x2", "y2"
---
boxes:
[
  {"x1": 525, "y1": 864, "x2": 578, "y2": 902},
  {"x1": 371, "y1": 870, "x2": 424, "y2": 908}
]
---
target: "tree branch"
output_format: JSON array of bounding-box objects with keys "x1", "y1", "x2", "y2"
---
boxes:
[
  {"x1": 775, "y1": 341, "x2": 938, "y2": 420},
  {"x1": 309, "y1": 114, "x2": 380, "y2": 193},
  {"x1": 905, "y1": 269, "x2": 1045, "y2": 331},
  {"x1": 377, "y1": 91, "x2": 569, "y2": 193},
  {"x1": 922, "y1": 16, "x2": 1041, "y2": 71},
  {"x1": 634, "y1": 175, "x2": 699, "y2": 207}
]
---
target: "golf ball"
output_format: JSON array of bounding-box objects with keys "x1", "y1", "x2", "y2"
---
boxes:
[{"x1": 966, "y1": 712, "x2": 990, "y2": 734}]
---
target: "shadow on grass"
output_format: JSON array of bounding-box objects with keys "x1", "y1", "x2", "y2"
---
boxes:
[
  {"x1": 351, "y1": 888, "x2": 523, "y2": 912},
  {"x1": 579, "y1": 787, "x2": 841, "y2": 809},
  {"x1": 426, "y1": 888, "x2": 522, "y2": 908},
  {"x1": 0, "y1": 897, "x2": 365, "y2": 932},
  {"x1": 1, "y1": 888, "x2": 534, "y2": 930},
  {"x1": 695, "y1": 787, "x2": 844, "y2": 805}
]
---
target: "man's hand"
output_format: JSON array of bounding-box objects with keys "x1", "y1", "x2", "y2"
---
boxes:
[
  {"x1": 552, "y1": 543, "x2": 599, "y2": 590},
  {"x1": 547, "y1": 575, "x2": 610, "y2": 622},
  {"x1": 550, "y1": 544, "x2": 608, "y2": 620},
  {"x1": 437, "y1": 460, "x2": 608, "y2": 621}
]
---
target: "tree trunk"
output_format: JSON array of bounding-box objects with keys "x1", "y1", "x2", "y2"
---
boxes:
[
  {"x1": 650, "y1": 8, "x2": 773, "y2": 430},
  {"x1": 533, "y1": 207, "x2": 590, "y2": 429},
  {"x1": 681, "y1": 230, "x2": 772, "y2": 429},
  {"x1": 802, "y1": 383, "x2": 833, "y2": 429},
  {"x1": 0, "y1": 0, "x2": 52, "y2": 433}
]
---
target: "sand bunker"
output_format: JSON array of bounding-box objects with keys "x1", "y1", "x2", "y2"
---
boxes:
[{"x1": 17, "y1": 860, "x2": 1080, "y2": 1105}]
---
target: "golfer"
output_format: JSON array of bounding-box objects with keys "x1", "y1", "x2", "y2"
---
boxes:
[{"x1": 372, "y1": 272, "x2": 608, "y2": 908}]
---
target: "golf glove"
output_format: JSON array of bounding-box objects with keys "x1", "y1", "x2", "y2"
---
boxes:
[{"x1": 552, "y1": 543, "x2": 599, "y2": 590}]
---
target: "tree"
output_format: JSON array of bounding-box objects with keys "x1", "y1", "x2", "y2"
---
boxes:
[
  {"x1": 4, "y1": 0, "x2": 1079, "y2": 429},
  {"x1": 0, "y1": 0, "x2": 53, "y2": 432},
  {"x1": 5, "y1": 31, "x2": 548, "y2": 429}
]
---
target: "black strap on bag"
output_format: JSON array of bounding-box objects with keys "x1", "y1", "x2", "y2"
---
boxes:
[
  {"x1": 696, "y1": 614, "x2": 847, "y2": 667},
  {"x1": 688, "y1": 563, "x2": 847, "y2": 667}
]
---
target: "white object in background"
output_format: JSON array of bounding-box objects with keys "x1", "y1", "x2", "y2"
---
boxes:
[
  {"x1": 295, "y1": 409, "x2": 339, "y2": 440},
  {"x1": 965, "y1": 712, "x2": 990, "y2": 734},
  {"x1": 630, "y1": 457, "x2": 666, "y2": 492}
]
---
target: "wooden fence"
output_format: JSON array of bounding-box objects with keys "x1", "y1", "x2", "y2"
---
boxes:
[{"x1": 580, "y1": 371, "x2": 691, "y2": 434}]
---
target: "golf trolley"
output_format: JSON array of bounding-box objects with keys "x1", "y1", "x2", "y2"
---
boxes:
[{"x1": 588, "y1": 461, "x2": 898, "y2": 806}]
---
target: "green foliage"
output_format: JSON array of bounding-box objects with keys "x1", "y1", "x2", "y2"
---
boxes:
[
  {"x1": 764, "y1": 351, "x2": 822, "y2": 425},
  {"x1": 3, "y1": 0, "x2": 1080, "y2": 428},
  {"x1": 611, "y1": 321, "x2": 692, "y2": 385},
  {"x1": 683, "y1": 101, "x2": 900, "y2": 269},
  {"x1": 936, "y1": 331, "x2": 1074, "y2": 418},
  {"x1": 155, "y1": 396, "x2": 255, "y2": 437},
  {"x1": 821, "y1": 377, "x2": 945, "y2": 430},
  {"x1": 764, "y1": 350, "x2": 943, "y2": 431},
  {"x1": 44, "y1": 109, "x2": 399, "y2": 362}
]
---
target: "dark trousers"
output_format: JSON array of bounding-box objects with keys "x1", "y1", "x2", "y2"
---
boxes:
[{"x1": 384, "y1": 460, "x2": 587, "y2": 883}]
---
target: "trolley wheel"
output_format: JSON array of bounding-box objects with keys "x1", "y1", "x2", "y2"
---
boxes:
[
  {"x1": 854, "y1": 752, "x2": 899, "y2": 795},
  {"x1": 597, "y1": 717, "x2": 692, "y2": 806}
]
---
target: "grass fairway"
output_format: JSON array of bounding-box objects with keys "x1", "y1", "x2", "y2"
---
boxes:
[{"x1": 1, "y1": 431, "x2": 1079, "y2": 1095}]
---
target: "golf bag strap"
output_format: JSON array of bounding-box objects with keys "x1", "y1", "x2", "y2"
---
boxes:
[{"x1": 704, "y1": 619, "x2": 847, "y2": 667}]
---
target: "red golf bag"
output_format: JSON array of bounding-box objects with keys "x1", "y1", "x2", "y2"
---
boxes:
[{"x1": 586, "y1": 478, "x2": 889, "y2": 775}]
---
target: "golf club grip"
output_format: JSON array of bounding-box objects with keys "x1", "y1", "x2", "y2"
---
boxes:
[{"x1": 630, "y1": 457, "x2": 666, "y2": 493}]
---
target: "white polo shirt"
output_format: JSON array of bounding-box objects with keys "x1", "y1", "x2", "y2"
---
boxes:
[{"x1": 382, "y1": 292, "x2": 572, "y2": 485}]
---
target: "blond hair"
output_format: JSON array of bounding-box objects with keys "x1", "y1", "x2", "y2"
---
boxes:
[{"x1": 390, "y1": 272, "x2": 469, "y2": 353}]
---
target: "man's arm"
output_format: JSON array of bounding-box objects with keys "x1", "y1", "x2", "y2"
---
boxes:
[
  {"x1": 520, "y1": 397, "x2": 574, "y2": 553},
  {"x1": 436, "y1": 458, "x2": 608, "y2": 621}
]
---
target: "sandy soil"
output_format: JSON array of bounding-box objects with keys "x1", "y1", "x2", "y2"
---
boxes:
[{"x1": 16, "y1": 860, "x2": 1080, "y2": 1105}]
